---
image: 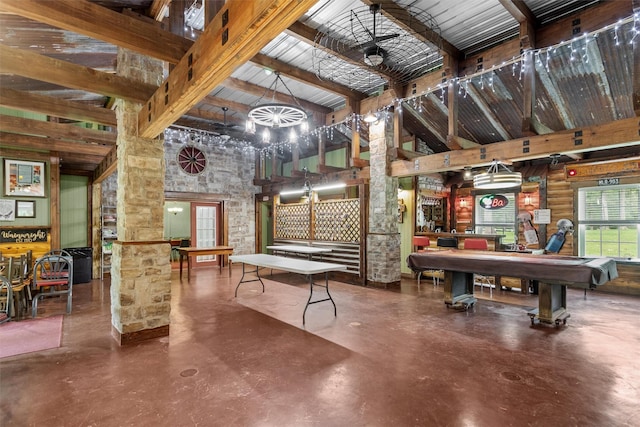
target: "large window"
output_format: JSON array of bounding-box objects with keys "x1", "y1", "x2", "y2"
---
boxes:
[
  {"x1": 474, "y1": 193, "x2": 517, "y2": 243},
  {"x1": 578, "y1": 184, "x2": 640, "y2": 258}
]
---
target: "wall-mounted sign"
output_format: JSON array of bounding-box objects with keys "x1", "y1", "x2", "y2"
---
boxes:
[
  {"x1": 533, "y1": 209, "x2": 551, "y2": 224},
  {"x1": 0, "y1": 228, "x2": 49, "y2": 243},
  {"x1": 479, "y1": 194, "x2": 509, "y2": 210},
  {"x1": 598, "y1": 178, "x2": 619, "y2": 186}
]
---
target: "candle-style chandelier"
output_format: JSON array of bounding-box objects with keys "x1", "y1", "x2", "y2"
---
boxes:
[{"x1": 245, "y1": 72, "x2": 309, "y2": 143}]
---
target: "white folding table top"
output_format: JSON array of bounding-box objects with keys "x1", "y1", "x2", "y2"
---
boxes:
[
  {"x1": 266, "y1": 245, "x2": 332, "y2": 254},
  {"x1": 230, "y1": 254, "x2": 347, "y2": 275}
]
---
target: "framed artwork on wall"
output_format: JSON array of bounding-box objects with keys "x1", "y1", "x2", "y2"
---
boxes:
[
  {"x1": 16, "y1": 200, "x2": 35, "y2": 218},
  {"x1": 0, "y1": 199, "x2": 15, "y2": 221},
  {"x1": 4, "y1": 159, "x2": 46, "y2": 197}
]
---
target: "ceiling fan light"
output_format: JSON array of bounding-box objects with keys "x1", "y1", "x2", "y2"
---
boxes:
[{"x1": 364, "y1": 46, "x2": 385, "y2": 66}]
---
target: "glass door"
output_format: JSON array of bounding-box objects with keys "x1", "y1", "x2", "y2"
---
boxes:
[{"x1": 191, "y1": 202, "x2": 221, "y2": 265}]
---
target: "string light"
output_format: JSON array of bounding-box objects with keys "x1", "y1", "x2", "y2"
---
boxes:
[{"x1": 167, "y1": 13, "x2": 636, "y2": 156}]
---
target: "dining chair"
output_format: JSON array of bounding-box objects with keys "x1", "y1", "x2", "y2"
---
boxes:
[
  {"x1": 0, "y1": 274, "x2": 12, "y2": 323},
  {"x1": 0, "y1": 256, "x2": 29, "y2": 317},
  {"x1": 31, "y1": 255, "x2": 73, "y2": 318},
  {"x1": 463, "y1": 238, "x2": 494, "y2": 296},
  {"x1": 412, "y1": 236, "x2": 439, "y2": 287},
  {"x1": 45, "y1": 249, "x2": 72, "y2": 258}
]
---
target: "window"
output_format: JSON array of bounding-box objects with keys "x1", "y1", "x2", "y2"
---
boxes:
[
  {"x1": 474, "y1": 192, "x2": 517, "y2": 243},
  {"x1": 578, "y1": 184, "x2": 640, "y2": 258}
]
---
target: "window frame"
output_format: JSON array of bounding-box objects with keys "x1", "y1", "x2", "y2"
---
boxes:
[
  {"x1": 575, "y1": 182, "x2": 640, "y2": 259},
  {"x1": 473, "y1": 190, "x2": 518, "y2": 243}
]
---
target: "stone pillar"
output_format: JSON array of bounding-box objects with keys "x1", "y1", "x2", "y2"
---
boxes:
[
  {"x1": 367, "y1": 119, "x2": 401, "y2": 287},
  {"x1": 111, "y1": 48, "x2": 171, "y2": 345}
]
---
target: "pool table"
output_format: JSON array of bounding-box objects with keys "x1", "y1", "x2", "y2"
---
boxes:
[{"x1": 407, "y1": 250, "x2": 618, "y2": 326}]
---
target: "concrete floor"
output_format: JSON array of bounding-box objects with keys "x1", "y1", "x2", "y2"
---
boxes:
[{"x1": 1, "y1": 264, "x2": 639, "y2": 426}]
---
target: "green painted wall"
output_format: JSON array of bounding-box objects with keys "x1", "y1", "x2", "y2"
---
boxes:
[{"x1": 60, "y1": 175, "x2": 88, "y2": 248}]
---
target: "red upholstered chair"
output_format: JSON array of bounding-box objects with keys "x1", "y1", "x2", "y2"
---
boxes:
[
  {"x1": 412, "y1": 236, "x2": 439, "y2": 287},
  {"x1": 463, "y1": 238, "x2": 493, "y2": 295},
  {"x1": 412, "y1": 236, "x2": 431, "y2": 252},
  {"x1": 463, "y1": 238, "x2": 488, "y2": 250}
]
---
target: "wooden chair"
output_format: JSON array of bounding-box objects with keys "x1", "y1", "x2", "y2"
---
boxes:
[
  {"x1": 412, "y1": 236, "x2": 438, "y2": 287},
  {"x1": 463, "y1": 238, "x2": 494, "y2": 296},
  {"x1": 0, "y1": 274, "x2": 12, "y2": 323},
  {"x1": 31, "y1": 255, "x2": 73, "y2": 318}
]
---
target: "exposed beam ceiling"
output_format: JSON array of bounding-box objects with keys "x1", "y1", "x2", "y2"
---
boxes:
[
  {"x1": 0, "y1": 44, "x2": 157, "y2": 104},
  {"x1": 0, "y1": 0, "x2": 191, "y2": 64},
  {"x1": 0, "y1": 115, "x2": 116, "y2": 145},
  {"x1": 0, "y1": 87, "x2": 117, "y2": 127}
]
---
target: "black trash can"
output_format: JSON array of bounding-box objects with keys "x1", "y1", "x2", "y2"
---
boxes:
[{"x1": 64, "y1": 247, "x2": 93, "y2": 284}]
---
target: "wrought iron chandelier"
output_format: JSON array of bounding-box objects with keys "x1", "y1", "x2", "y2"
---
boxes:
[
  {"x1": 473, "y1": 160, "x2": 522, "y2": 190},
  {"x1": 245, "y1": 72, "x2": 309, "y2": 143}
]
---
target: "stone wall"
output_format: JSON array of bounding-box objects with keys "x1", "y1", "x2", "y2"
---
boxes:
[{"x1": 163, "y1": 138, "x2": 259, "y2": 255}]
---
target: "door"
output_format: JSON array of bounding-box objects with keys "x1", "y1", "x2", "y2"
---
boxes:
[{"x1": 190, "y1": 202, "x2": 222, "y2": 266}]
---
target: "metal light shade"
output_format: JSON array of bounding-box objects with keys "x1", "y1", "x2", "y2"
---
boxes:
[{"x1": 473, "y1": 161, "x2": 522, "y2": 189}]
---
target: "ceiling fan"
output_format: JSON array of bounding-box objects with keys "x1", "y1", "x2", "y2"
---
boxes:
[
  {"x1": 211, "y1": 107, "x2": 244, "y2": 132},
  {"x1": 351, "y1": 4, "x2": 399, "y2": 67}
]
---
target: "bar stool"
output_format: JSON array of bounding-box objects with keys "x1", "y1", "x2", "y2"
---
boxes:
[
  {"x1": 436, "y1": 237, "x2": 458, "y2": 249},
  {"x1": 412, "y1": 236, "x2": 438, "y2": 287}
]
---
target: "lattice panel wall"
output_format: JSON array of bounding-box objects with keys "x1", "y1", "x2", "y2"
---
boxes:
[
  {"x1": 275, "y1": 203, "x2": 310, "y2": 240},
  {"x1": 314, "y1": 199, "x2": 360, "y2": 243}
]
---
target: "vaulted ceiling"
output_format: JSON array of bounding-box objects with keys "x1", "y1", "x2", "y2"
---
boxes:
[{"x1": 0, "y1": 0, "x2": 638, "y2": 177}]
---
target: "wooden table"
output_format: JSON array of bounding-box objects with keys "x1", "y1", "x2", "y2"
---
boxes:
[
  {"x1": 229, "y1": 254, "x2": 347, "y2": 325},
  {"x1": 178, "y1": 246, "x2": 234, "y2": 281},
  {"x1": 407, "y1": 250, "x2": 618, "y2": 326},
  {"x1": 266, "y1": 245, "x2": 331, "y2": 260}
]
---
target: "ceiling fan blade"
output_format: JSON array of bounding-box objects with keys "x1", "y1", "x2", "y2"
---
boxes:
[{"x1": 373, "y1": 33, "x2": 399, "y2": 43}]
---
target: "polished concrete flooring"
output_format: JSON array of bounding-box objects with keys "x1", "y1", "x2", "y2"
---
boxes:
[{"x1": 1, "y1": 264, "x2": 639, "y2": 426}]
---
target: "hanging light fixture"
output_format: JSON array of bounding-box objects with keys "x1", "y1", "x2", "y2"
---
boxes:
[
  {"x1": 246, "y1": 72, "x2": 309, "y2": 142},
  {"x1": 473, "y1": 160, "x2": 522, "y2": 189},
  {"x1": 363, "y1": 111, "x2": 378, "y2": 123}
]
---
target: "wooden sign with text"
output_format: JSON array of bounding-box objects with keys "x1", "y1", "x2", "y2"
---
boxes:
[{"x1": 0, "y1": 228, "x2": 49, "y2": 243}]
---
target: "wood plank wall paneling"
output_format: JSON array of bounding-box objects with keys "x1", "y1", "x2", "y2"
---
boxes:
[
  {"x1": 599, "y1": 264, "x2": 640, "y2": 295},
  {"x1": 0, "y1": 237, "x2": 51, "y2": 262},
  {"x1": 545, "y1": 168, "x2": 574, "y2": 256}
]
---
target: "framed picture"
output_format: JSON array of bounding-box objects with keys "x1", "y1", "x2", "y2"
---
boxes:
[
  {"x1": 16, "y1": 200, "x2": 36, "y2": 218},
  {"x1": 4, "y1": 159, "x2": 46, "y2": 197},
  {"x1": 0, "y1": 199, "x2": 15, "y2": 221}
]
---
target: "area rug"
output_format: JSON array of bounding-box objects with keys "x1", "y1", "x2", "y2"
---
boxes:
[{"x1": 0, "y1": 315, "x2": 63, "y2": 359}]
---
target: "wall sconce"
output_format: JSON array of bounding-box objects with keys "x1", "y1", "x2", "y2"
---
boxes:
[
  {"x1": 523, "y1": 193, "x2": 532, "y2": 205},
  {"x1": 168, "y1": 207, "x2": 183, "y2": 215},
  {"x1": 459, "y1": 198, "x2": 467, "y2": 208}
]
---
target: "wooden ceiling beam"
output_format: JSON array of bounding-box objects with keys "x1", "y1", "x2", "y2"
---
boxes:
[
  {"x1": 498, "y1": 0, "x2": 537, "y2": 25},
  {"x1": 201, "y1": 95, "x2": 250, "y2": 115},
  {"x1": 250, "y1": 53, "x2": 367, "y2": 101},
  {"x1": 138, "y1": 0, "x2": 319, "y2": 138},
  {"x1": 0, "y1": 0, "x2": 191, "y2": 64},
  {"x1": 0, "y1": 45, "x2": 157, "y2": 104},
  {"x1": 149, "y1": 0, "x2": 172, "y2": 21},
  {"x1": 0, "y1": 115, "x2": 116, "y2": 145},
  {"x1": 0, "y1": 87, "x2": 117, "y2": 127},
  {"x1": 391, "y1": 117, "x2": 640, "y2": 177},
  {"x1": 0, "y1": 131, "x2": 112, "y2": 158}
]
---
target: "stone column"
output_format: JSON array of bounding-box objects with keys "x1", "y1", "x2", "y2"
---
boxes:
[
  {"x1": 111, "y1": 48, "x2": 171, "y2": 345},
  {"x1": 367, "y1": 119, "x2": 401, "y2": 287}
]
